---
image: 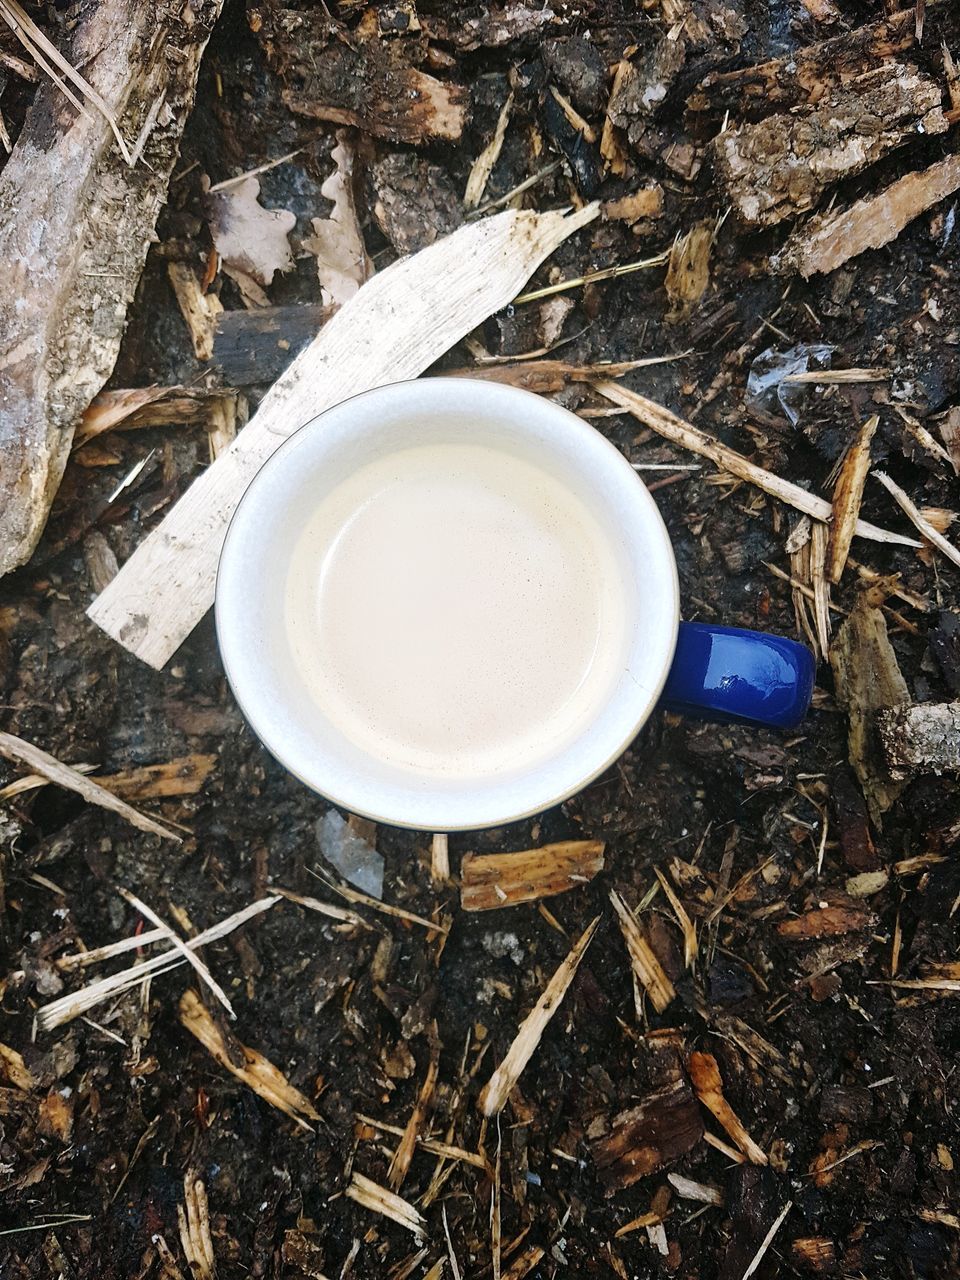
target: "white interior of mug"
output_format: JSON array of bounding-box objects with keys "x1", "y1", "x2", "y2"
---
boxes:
[{"x1": 215, "y1": 379, "x2": 679, "y2": 829}]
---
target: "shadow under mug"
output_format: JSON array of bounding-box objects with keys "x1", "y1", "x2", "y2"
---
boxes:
[{"x1": 216, "y1": 379, "x2": 815, "y2": 831}]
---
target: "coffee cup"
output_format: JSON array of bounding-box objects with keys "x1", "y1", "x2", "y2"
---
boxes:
[{"x1": 216, "y1": 379, "x2": 814, "y2": 830}]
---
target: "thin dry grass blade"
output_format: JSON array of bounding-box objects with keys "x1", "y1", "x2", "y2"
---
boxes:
[
  {"x1": 873, "y1": 469, "x2": 960, "y2": 569},
  {"x1": 119, "y1": 888, "x2": 234, "y2": 1019}
]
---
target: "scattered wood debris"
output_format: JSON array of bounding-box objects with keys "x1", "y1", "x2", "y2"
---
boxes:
[
  {"x1": 0, "y1": 0, "x2": 225, "y2": 576},
  {"x1": 602, "y1": 185, "x2": 664, "y2": 224},
  {"x1": 345, "y1": 1172, "x2": 426, "y2": 1238},
  {"x1": 774, "y1": 152, "x2": 960, "y2": 277},
  {"x1": 712, "y1": 68, "x2": 946, "y2": 226},
  {"x1": 829, "y1": 592, "x2": 910, "y2": 823},
  {"x1": 77, "y1": 387, "x2": 241, "y2": 445},
  {"x1": 877, "y1": 701, "x2": 960, "y2": 776},
  {"x1": 791, "y1": 1237, "x2": 837, "y2": 1272},
  {"x1": 687, "y1": 1051, "x2": 767, "y2": 1165},
  {"x1": 608, "y1": 889, "x2": 676, "y2": 1013},
  {"x1": 0, "y1": 730, "x2": 180, "y2": 841},
  {"x1": 593, "y1": 382, "x2": 920, "y2": 548},
  {"x1": 828, "y1": 415, "x2": 879, "y2": 584},
  {"x1": 88, "y1": 204, "x2": 599, "y2": 668},
  {"x1": 179, "y1": 989, "x2": 320, "y2": 1131},
  {"x1": 478, "y1": 916, "x2": 599, "y2": 1117},
  {"x1": 778, "y1": 903, "x2": 876, "y2": 940},
  {"x1": 461, "y1": 841, "x2": 605, "y2": 911}
]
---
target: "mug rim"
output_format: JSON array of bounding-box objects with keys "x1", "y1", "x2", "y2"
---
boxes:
[{"x1": 215, "y1": 377, "x2": 680, "y2": 830}]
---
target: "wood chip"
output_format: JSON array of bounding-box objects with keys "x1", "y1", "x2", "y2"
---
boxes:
[
  {"x1": 478, "y1": 916, "x2": 599, "y2": 1117},
  {"x1": 430, "y1": 834, "x2": 451, "y2": 886},
  {"x1": 810, "y1": 519, "x2": 832, "y2": 659},
  {"x1": 591, "y1": 1076, "x2": 703, "y2": 1191},
  {"x1": 502, "y1": 1246, "x2": 545, "y2": 1280},
  {"x1": 594, "y1": 381, "x2": 920, "y2": 548},
  {"x1": 603, "y1": 185, "x2": 664, "y2": 223},
  {"x1": 179, "y1": 989, "x2": 320, "y2": 1131},
  {"x1": 167, "y1": 263, "x2": 225, "y2": 362},
  {"x1": 461, "y1": 841, "x2": 605, "y2": 911},
  {"x1": 0, "y1": 1042, "x2": 36, "y2": 1091},
  {"x1": 664, "y1": 222, "x2": 713, "y2": 321},
  {"x1": 873, "y1": 469, "x2": 960, "y2": 571},
  {"x1": 88, "y1": 204, "x2": 598, "y2": 668},
  {"x1": 345, "y1": 1172, "x2": 426, "y2": 1238},
  {"x1": 667, "y1": 1172, "x2": 724, "y2": 1205},
  {"x1": 829, "y1": 594, "x2": 909, "y2": 824},
  {"x1": 0, "y1": 731, "x2": 180, "y2": 842},
  {"x1": 687, "y1": 1051, "x2": 767, "y2": 1165},
  {"x1": 828, "y1": 415, "x2": 879, "y2": 583},
  {"x1": 464, "y1": 92, "x2": 513, "y2": 209},
  {"x1": 877, "y1": 701, "x2": 960, "y2": 777},
  {"x1": 609, "y1": 889, "x2": 676, "y2": 1013},
  {"x1": 773, "y1": 152, "x2": 960, "y2": 277},
  {"x1": 778, "y1": 905, "x2": 875, "y2": 940}
]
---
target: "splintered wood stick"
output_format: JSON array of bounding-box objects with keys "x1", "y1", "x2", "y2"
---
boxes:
[
  {"x1": 593, "y1": 382, "x2": 920, "y2": 548},
  {"x1": 0, "y1": 731, "x2": 180, "y2": 841},
  {"x1": 88, "y1": 204, "x2": 599, "y2": 668},
  {"x1": 461, "y1": 841, "x2": 605, "y2": 911},
  {"x1": 687, "y1": 1051, "x2": 768, "y2": 1165},
  {"x1": 741, "y1": 1200, "x2": 793, "y2": 1280},
  {"x1": 653, "y1": 868, "x2": 697, "y2": 969},
  {"x1": 828, "y1": 415, "x2": 879, "y2": 583},
  {"x1": 388, "y1": 1038, "x2": 440, "y2": 1189},
  {"x1": 873, "y1": 470, "x2": 960, "y2": 570},
  {"x1": 37, "y1": 896, "x2": 279, "y2": 1031},
  {"x1": 355, "y1": 1115, "x2": 487, "y2": 1169},
  {"x1": 179, "y1": 989, "x2": 320, "y2": 1131},
  {"x1": 345, "y1": 1172, "x2": 427, "y2": 1238},
  {"x1": 478, "y1": 916, "x2": 599, "y2": 1117},
  {"x1": 608, "y1": 890, "x2": 675, "y2": 1013}
]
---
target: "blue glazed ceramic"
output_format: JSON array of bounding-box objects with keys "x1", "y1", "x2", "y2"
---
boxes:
[{"x1": 661, "y1": 622, "x2": 816, "y2": 729}]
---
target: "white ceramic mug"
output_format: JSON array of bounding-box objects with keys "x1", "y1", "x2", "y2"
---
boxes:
[{"x1": 216, "y1": 379, "x2": 812, "y2": 830}]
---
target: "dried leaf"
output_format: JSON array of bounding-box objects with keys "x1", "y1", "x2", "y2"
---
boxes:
[
  {"x1": 204, "y1": 175, "x2": 296, "y2": 287},
  {"x1": 304, "y1": 137, "x2": 373, "y2": 307}
]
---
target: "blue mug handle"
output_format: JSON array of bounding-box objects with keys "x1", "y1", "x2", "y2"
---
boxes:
[{"x1": 660, "y1": 622, "x2": 816, "y2": 729}]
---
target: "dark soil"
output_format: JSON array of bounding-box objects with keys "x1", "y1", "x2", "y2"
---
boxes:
[{"x1": 1, "y1": 2, "x2": 959, "y2": 1278}]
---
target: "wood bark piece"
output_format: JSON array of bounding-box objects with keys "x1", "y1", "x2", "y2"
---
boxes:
[
  {"x1": 213, "y1": 305, "x2": 332, "y2": 386},
  {"x1": 478, "y1": 916, "x2": 599, "y2": 1117},
  {"x1": 594, "y1": 381, "x2": 921, "y2": 548},
  {"x1": 88, "y1": 204, "x2": 598, "y2": 668},
  {"x1": 773, "y1": 152, "x2": 960, "y2": 277},
  {"x1": 829, "y1": 596, "x2": 909, "y2": 824},
  {"x1": 179, "y1": 989, "x2": 320, "y2": 1131},
  {"x1": 460, "y1": 840, "x2": 605, "y2": 911},
  {"x1": 251, "y1": 6, "x2": 467, "y2": 145},
  {"x1": 0, "y1": 731, "x2": 180, "y2": 842},
  {"x1": 877, "y1": 701, "x2": 960, "y2": 777},
  {"x1": 591, "y1": 1077, "x2": 704, "y2": 1192},
  {"x1": 0, "y1": 0, "x2": 224, "y2": 576},
  {"x1": 687, "y1": 1051, "x2": 767, "y2": 1165},
  {"x1": 687, "y1": 8, "x2": 920, "y2": 115},
  {"x1": 711, "y1": 67, "x2": 947, "y2": 227},
  {"x1": 778, "y1": 905, "x2": 875, "y2": 939}
]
